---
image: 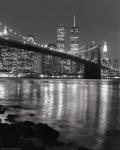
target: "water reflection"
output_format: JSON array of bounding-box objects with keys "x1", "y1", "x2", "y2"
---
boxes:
[
  {"x1": 107, "y1": 81, "x2": 120, "y2": 130},
  {"x1": 0, "y1": 79, "x2": 120, "y2": 149},
  {"x1": 0, "y1": 84, "x2": 5, "y2": 98},
  {"x1": 57, "y1": 83, "x2": 63, "y2": 120},
  {"x1": 42, "y1": 83, "x2": 54, "y2": 120}
]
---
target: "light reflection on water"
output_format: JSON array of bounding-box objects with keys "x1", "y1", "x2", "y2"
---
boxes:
[{"x1": 0, "y1": 79, "x2": 120, "y2": 149}]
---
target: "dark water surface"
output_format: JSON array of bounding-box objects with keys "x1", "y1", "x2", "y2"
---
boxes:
[{"x1": 0, "y1": 79, "x2": 120, "y2": 149}]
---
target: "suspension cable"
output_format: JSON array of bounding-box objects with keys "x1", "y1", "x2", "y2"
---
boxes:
[{"x1": 78, "y1": 45, "x2": 98, "y2": 53}]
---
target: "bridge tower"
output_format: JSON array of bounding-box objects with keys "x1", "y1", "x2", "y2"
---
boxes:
[{"x1": 84, "y1": 45, "x2": 101, "y2": 79}]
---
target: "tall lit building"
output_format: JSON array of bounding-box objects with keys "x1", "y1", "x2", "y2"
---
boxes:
[
  {"x1": 17, "y1": 34, "x2": 35, "y2": 72},
  {"x1": 56, "y1": 25, "x2": 66, "y2": 74},
  {"x1": 41, "y1": 44, "x2": 57, "y2": 75},
  {"x1": 0, "y1": 34, "x2": 36, "y2": 76},
  {"x1": 56, "y1": 25, "x2": 66, "y2": 51},
  {"x1": 34, "y1": 53, "x2": 43, "y2": 73},
  {"x1": 70, "y1": 16, "x2": 79, "y2": 54},
  {"x1": 17, "y1": 49, "x2": 34, "y2": 72},
  {"x1": 1, "y1": 47, "x2": 18, "y2": 74},
  {"x1": 103, "y1": 41, "x2": 108, "y2": 59}
]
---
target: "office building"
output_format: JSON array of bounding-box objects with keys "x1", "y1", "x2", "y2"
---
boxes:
[
  {"x1": 56, "y1": 25, "x2": 66, "y2": 51},
  {"x1": 70, "y1": 16, "x2": 79, "y2": 55},
  {"x1": 103, "y1": 41, "x2": 108, "y2": 59},
  {"x1": 17, "y1": 35, "x2": 35, "y2": 73},
  {"x1": 113, "y1": 59, "x2": 119, "y2": 69},
  {"x1": 41, "y1": 44, "x2": 57, "y2": 75}
]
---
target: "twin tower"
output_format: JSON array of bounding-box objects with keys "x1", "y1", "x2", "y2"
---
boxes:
[{"x1": 56, "y1": 16, "x2": 79, "y2": 55}]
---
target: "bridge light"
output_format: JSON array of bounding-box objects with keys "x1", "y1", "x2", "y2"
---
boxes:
[
  {"x1": 0, "y1": 32, "x2": 2, "y2": 36},
  {"x1": 44, "y1": 44, "x2": 48, "y2": 48},
  {"x1": 9, "y1": 29, "x2": 12, "y2": 32},
  {"x1": 92, "y1": 41, "x2": 95, "y2": 45},
  {"x1": 3, "y1": 27, "x2": 8, "y2": 36}
]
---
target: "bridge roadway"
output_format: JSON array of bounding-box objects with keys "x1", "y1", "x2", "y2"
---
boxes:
[
  {"x1": 0, "y1": 37, "x2": 99, "y2": 66},
  {"x1": 0, "y1": 37, "x2": 112, "y2": 79}
]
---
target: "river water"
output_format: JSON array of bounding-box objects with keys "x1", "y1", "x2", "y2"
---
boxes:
[{"x1": 0, "y1": 78, "x2": 120, "y2": 149}]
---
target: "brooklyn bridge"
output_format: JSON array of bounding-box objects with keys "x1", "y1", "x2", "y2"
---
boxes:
[{"x1": 0, "y1": 25, "x2": 119, "y2": 79}]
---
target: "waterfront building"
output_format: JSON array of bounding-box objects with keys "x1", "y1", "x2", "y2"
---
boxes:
[
  {"x1": 17, "y1": 49, "x2": 34, "y2": 73},
  {"x1": 113, "y1": 59, "x2": 119, "y2": 69},
  {"x1": 41, "y1": 44, "x2": 57, "y2": 75},
  {"x1": 22, "y1": 35, "x2": 44, "y2": 74},
  {"x1": 1, "y1": 47, "x2": 18, "y2": 74},
  {"x1": 0, "y1": 34, "x2": 36, "y2": 76},
  {"x1": 34, "y1": 53, "x2": 43, "y2": 74},
  {"x1": 17, "y1": 35, "x2": 35, "y2": 73}
]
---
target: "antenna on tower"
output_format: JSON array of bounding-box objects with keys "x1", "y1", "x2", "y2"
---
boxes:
[{"x1": 74, "y1": 16, "x2": 76, "y2": 27}]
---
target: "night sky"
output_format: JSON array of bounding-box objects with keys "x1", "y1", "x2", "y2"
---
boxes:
[{"x1": 0, "y1": 0, "x2": 120, "y2": 61}]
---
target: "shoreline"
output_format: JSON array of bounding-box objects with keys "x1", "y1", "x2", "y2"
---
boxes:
[{"x1": 0, "y1": 104, "x2": 92, "y2": 150}]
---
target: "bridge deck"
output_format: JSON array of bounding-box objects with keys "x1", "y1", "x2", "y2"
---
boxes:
[{"x1": 0, "y1": 37, "x2": 98, "y2": 66}]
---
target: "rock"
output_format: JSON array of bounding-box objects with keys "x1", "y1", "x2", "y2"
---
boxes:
[
  {"x1": 0, "y1": 105, "x2": 7, "y2": 114},
  {"x1": 23, "y1": 140, "x2": 47, "y2": 150},
  {"x1": 19, "y1": 126, "x2": 35, "y2": 138},
  {"x1": 0, "y1": 123, "x2": 20, "y2": 147},
  {"x1": 14, "y1": 122, "x2": 35, "y2": 138},
  {"x1": 19, "y1": 121, "x2": 34, "y2": 127},
  {"x1": 29, "y1": 113, "x2": 35, "y2": 117},
  {"x1": 78, "y1": 147, "x2": 92, "y2": 150},
  {"x1": 105, "y1": 129, "x2": 120, "y2": 137},
  {"x1": 0, "y1": 105, "x2": 5, "y2": 108},
  {"x1": 51, "y1": 142, "x2": 77, "y2": 150},
  {"x1": 35, "y1": 123, "x2": 60, "y2": 145},
  {"x1": 0, "y1": 122, "x2": 35, "y2": 147},
  {"x1": 6, "y1": 114, "x2": 19, "y2": 122},
  {"x1": 0, "y1": 121, "x2": 60, "y2": 148}
]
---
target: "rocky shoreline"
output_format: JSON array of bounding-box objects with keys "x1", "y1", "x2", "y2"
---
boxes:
[
  {"x1": 0, "y1": 104, "x2": 92, "y2": 150},
  {"x1": 2, "y1": 104, "x2": 120, "y2": 150}
]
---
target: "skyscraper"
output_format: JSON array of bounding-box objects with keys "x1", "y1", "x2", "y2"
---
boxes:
[
  {"x1": 1, "y1": 47, "x2": 18, "y2": 74},
  {"x1": 70, "y1": 16, "x2": 79, "y2": 54},
  {"x1": 41, "y1": 44, "x2": 57, "y2": 75},
  {"x1": 17, "y1": 34, "x2": 35, "y2": 73},
  {"x1": 56, "y1": 25, "x2": 66, "y2": 51},
  {"x1": 102, "y1": 41, "x2": 108, "y2": 59}
]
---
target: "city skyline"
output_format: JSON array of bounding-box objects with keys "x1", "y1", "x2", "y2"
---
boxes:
[{"x1": 0, "y1": 0, "x2": 119, "y2": 61}]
